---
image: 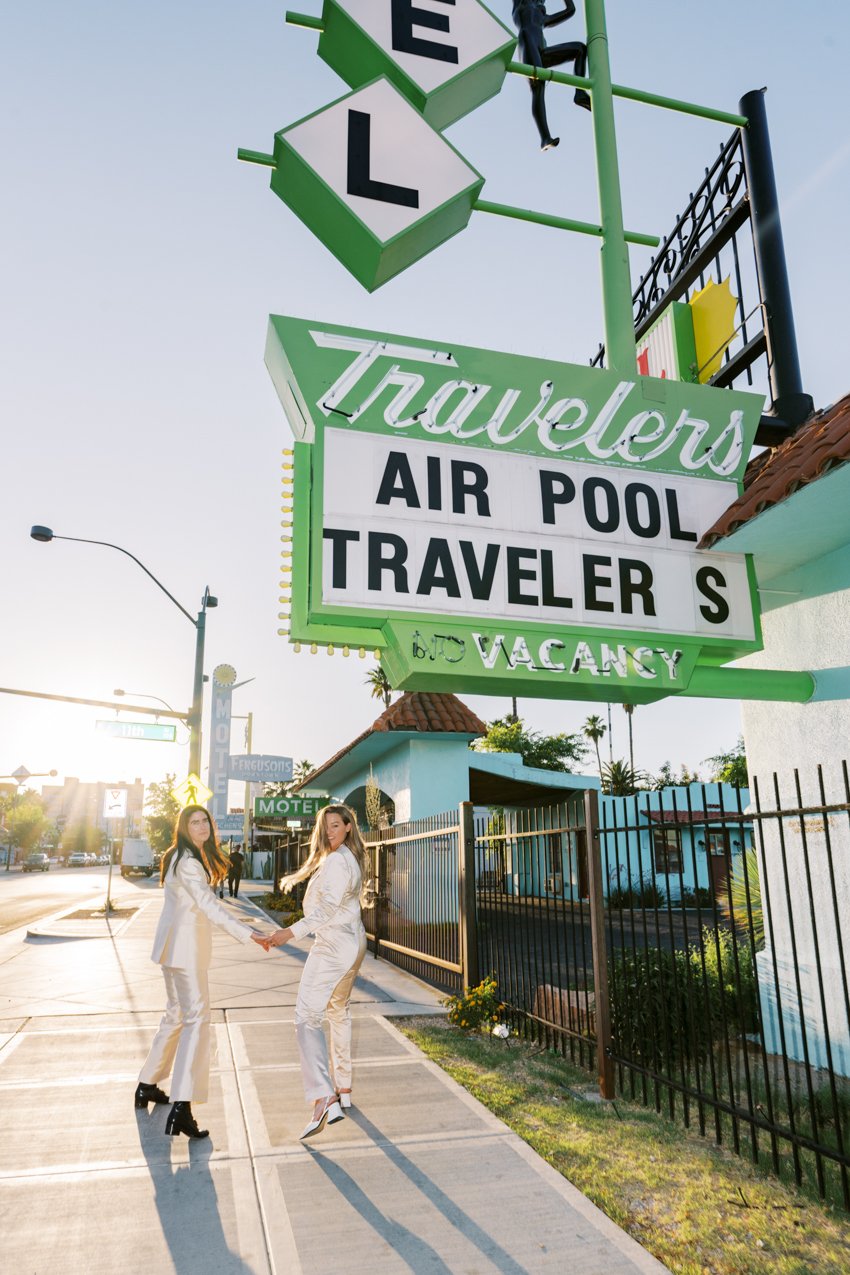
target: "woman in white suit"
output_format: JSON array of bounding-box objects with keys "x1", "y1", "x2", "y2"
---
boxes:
[
  {"x1": 262, "y1": 804, "x2": 368, "y2": 1139},
  {"x1": 136, "y1": 804, "x2": 266, "y2": 1138}
]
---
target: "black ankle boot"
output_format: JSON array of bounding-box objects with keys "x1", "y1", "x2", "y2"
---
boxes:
[
  {"x1": 165, "y1": 1101, "x2": 209, "y2": 1139},
  {"x1": 135, "y1": 1082, "x2": 170, "y2": 1109}
]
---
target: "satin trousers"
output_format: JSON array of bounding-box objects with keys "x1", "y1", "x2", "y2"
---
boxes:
[
  {"x1": 138, "y1": 966, "x2": 211, "y2": 1104},
  {"x1": 295, "y1": 927, "x2": 367, "y2": 1102}
]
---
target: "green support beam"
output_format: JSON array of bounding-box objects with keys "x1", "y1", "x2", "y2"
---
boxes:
[
  {"x1": 683, "y1": 667, "x2": 815, "y2": 702},
  {"x1": 237, "y1": 148, "x2": 276, "y2": 167},
  {"x1": 508, "y1": 62, "x2": 748, "y2": 128},
  {"x1": 585, "y1": 0, "x2": 635, "y2": 374},
  {"x1": 474, "y1": 198, "x2": 659, "y2": 248}
]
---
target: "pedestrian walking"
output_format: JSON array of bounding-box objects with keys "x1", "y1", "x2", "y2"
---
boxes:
[
  {"x1": 135, "y1": 805, "x2": 266, "y2": 1138},
  {"x1": 227, "y1": 844, "x2": 245, "y2": 897},
  {"x1": 260, "y1": 804, "x2": 368, "y2": 1139}
]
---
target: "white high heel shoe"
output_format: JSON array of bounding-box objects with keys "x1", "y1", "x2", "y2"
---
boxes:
[
  {"x1": 337, "y1": 1091, "x2": 352, "y2": 1110},
  {"x1": 299, "y1": 1097, "x2": 344, "y2": 1140}
]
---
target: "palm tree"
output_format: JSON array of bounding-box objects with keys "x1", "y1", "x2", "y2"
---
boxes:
[
  {"x1": 292, "y1": 759, "x2": 314, "y2": 786},
  {"x1": 365, "y1": 663, "x2": 393, "y2": 710},
  {"x1": 582, "y1": 714, "x2": 606, "y2": 781},
  {"x1": 623, "y1": 703, "x2": 635, "y2": 772},
  {"x1": 601, "y1": 759, "x2": 646, "y2": 796}
]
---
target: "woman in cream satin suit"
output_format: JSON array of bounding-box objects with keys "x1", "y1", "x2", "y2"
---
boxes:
[
  {"x1": 263, "y1": 804, "x2": 368, "y2": 1139},
  {"x1": 136, "y1": 805, "x2": 266, "y2": 1139}
]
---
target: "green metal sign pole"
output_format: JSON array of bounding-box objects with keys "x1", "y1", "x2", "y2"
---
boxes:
[{"x1": 585, "y1": 0, "x2": 636, "y2": 375}]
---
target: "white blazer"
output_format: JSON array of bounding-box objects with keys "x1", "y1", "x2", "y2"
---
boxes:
[
  {"x1": 151, "y1": 853, "x2": 251, "y2": 971},
  {"x1": 289, "y1": 845, "x2": 364, "y2": 942}
]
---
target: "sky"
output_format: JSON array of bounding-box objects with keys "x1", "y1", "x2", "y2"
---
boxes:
[{"x1": 2, "y1": 1, "x2": 849, "y2": 805}]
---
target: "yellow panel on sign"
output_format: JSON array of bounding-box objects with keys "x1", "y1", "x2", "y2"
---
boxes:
[{"x1": 689, "y1": 278, "x2": 738, "y2": 384}]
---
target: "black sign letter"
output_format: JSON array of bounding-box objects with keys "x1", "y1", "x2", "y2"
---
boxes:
[
  {"x1": 376, "y1": 451, "x2": 421, "y2": 507},
  {"x1": 391, "y1": 0, "x2": 459, "y2": 64},
  {"x1": 347, "y1": 110, "x2": 419, "y2": 208},
  {"x1": 696, "y1": 566, "x2": 730, "y2": 623}
]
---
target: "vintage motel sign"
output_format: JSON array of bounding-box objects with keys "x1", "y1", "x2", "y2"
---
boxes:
[
  {"x1": 271, "y1": 77, "x2": 483, "y2": 291},
  {"x1": 317, "y1": 0, "x2": 515, "y2": 129},
  {"x1": 254, "y1": 795, "x2": 330, "y2": 820},
  {"x1": 229, "y1": 755, "x2": 294, "y2": 782},
  {"x1": 269, "y1": 314, "x2": 766, "y2": 705}
]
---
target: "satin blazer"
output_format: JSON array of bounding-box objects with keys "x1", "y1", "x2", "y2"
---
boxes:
[
  {"x1": 151, "y1": 853, "x2": 251, "y2": 971},
  {"x1": 289, "y1": 845, "x2": 364, "y2": 942}
]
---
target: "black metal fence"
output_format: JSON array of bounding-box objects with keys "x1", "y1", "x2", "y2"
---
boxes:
[
  {"x1": 597, "y1": 773, "x2": 850, "y2": 1209},
  {"x1": 364, "y1": 811, "x2": 466, "y2": 993},
  {"x1": 269, "y1": 769, "x2": 850, "y2": 1206},
  {"x1": 473, "y1": 798, "x2": 598, "y2": 1074}
]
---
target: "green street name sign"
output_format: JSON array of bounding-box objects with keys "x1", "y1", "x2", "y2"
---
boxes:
[
  {"x1": 96, "y1": 720, "x2": 177, "y2": 743},
  {"x1": 269, "y1": 315, "x2": 767, "y2": 703},
  {"x1": 254, "y1": 795, "x2": 330, "y2": 819}
]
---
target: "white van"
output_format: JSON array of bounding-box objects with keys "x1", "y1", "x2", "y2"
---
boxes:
[{"x1": 121, "y1": 838, "x2": 155, "y2": 878}]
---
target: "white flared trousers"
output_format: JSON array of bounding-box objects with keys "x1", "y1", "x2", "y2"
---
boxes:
[
  {"x1": 138, "y1": 966, "x2": 211, "y2": 1104},
  {"x1": 295, "y1": 927, "x2": 367, "y2": 1103}
]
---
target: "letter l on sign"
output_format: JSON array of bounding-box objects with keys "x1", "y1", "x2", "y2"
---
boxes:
[{"x1": 347, "y1": 110, "x2": 420, "y2": 207}]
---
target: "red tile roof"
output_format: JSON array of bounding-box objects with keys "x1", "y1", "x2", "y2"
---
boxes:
[
  {"x1": 294, "y1": 692, "x2": 486, "y2": 789},
  {"x1": 700, "y1": 394, "x2": 850, "y2": 547}
]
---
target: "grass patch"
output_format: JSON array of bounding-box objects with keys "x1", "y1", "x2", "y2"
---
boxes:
[{"x1": 398, "y1": 1016, "x2": 850, "y2": 1275}]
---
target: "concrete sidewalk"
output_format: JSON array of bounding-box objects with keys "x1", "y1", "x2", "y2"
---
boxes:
[{"x1": 0, "y1": 879, "x2": 668, "y2": 1274}]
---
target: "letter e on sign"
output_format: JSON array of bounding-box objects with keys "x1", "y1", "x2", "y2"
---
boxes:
[{"x1": 318, "y1": 0, "x2": 516, "y2": 129}]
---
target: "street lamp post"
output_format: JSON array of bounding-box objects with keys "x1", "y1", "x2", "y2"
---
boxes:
[
  {"x1": 30, "y1": 527, "x2": 216, "y2": 778},
  {"x1": 0, "y1": 766, "x2": 58, "y2": 870}
]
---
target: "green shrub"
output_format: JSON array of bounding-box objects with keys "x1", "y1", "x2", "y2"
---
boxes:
[
  {"x1": 254, "y1": 891, "x2": 303, "y2": 920},
  {"x1": 679, "y1": 885, "x2": 713, "y2": 908},
  {"x1": 607, "y1": 874, "x2": 667, "y2": 909},
  {"x1": 609, "y1": 927, "x2": 758, "y2": 1070},
  {"x1": 443, "y1": 975, "x2": 502, "y2": 1031}
]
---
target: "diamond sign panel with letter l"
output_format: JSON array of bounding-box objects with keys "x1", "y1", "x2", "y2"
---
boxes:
[
  {"x1": 317, "y1": 0, "x2": 516, "y2": 130},
  {"x1": 270, "y1": 76, "x2": 484, "y2": 291}
]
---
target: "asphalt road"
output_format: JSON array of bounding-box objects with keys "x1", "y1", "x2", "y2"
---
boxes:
[{"x1": 0, "y1": 865, "x2": 158, "y2": 935}]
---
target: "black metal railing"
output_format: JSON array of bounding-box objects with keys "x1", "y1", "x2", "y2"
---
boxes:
[
  {"x1": 473, "y1": 797, "x2": 598, "y2": 1073},
  {"x1": 598, "y1": 772, "x2": 850, "y2": 1209},
  {"x1": 364, "y1": 810, "x2": 464, "y2": 993},
  {"x1": 591, "y1": 127, "x2": 768, "y2": 398}
]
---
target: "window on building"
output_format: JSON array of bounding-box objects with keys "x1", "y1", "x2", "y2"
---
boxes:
[
  {"x1": 548, "y1": 832, "x2": 563, "y2": 875},
  {"x1": 706, "y1": 832, "x2": 728, "y2": 857},
  {"x1": 652, "y1": 827, "x2": 683, "y2": 875}
]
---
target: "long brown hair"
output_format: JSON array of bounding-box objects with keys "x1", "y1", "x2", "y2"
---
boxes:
[
  {"x1": 280, "y1": 803, "x2": 368, "y2": 900},
  {"x1": 160, "y1": 804, "x2": 229, "y2": 886}
]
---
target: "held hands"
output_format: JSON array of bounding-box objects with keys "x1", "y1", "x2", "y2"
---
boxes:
[{"x1": 250, "y1": 927, "x2": 292, "y2": 951}]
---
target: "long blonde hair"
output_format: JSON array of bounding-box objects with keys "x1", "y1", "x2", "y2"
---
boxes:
[{"x1": 280, "y1": 803, "x2": 369, "y2": 900}]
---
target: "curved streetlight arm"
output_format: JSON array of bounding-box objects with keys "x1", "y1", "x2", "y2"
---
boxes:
[{"x1": 46, "y1": 534, "x2": 196, "y2": 626}]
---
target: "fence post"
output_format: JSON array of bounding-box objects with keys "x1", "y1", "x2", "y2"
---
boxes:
[
  {"x1": 459, "y1": 802, "x2": 479, "y2": 989},
  {"x1": 584, "y1": 787, "x2": 615, "y2": 1099}
]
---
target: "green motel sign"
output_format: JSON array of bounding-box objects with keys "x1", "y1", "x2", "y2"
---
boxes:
[
  {"x1": 254, "y1": 795, "x2": 330, "y2": 820},
  {"x1": 269, "y1": 315, "x2": 766, "y2": 705}
]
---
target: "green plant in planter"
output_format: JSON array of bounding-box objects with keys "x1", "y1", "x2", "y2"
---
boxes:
[
  {"x1": 443, "y1": 975, "x2": 502, "y2": 1031},
  {"x1": 255, "y1": 890, "x2": 304, "y2": 920}
]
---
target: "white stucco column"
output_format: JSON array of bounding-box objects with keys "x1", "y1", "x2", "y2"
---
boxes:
[{"x1": 739, "y1": 590, "x2": 850, "y2": 1075}]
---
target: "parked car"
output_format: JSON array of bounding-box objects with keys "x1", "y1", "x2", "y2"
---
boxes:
[
  {"x1": 67, "y1": 851, "x2": 89, "y2": 867},
  {"x1": 22, "y1": 852, "x2": 50, "y2": 873}
]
